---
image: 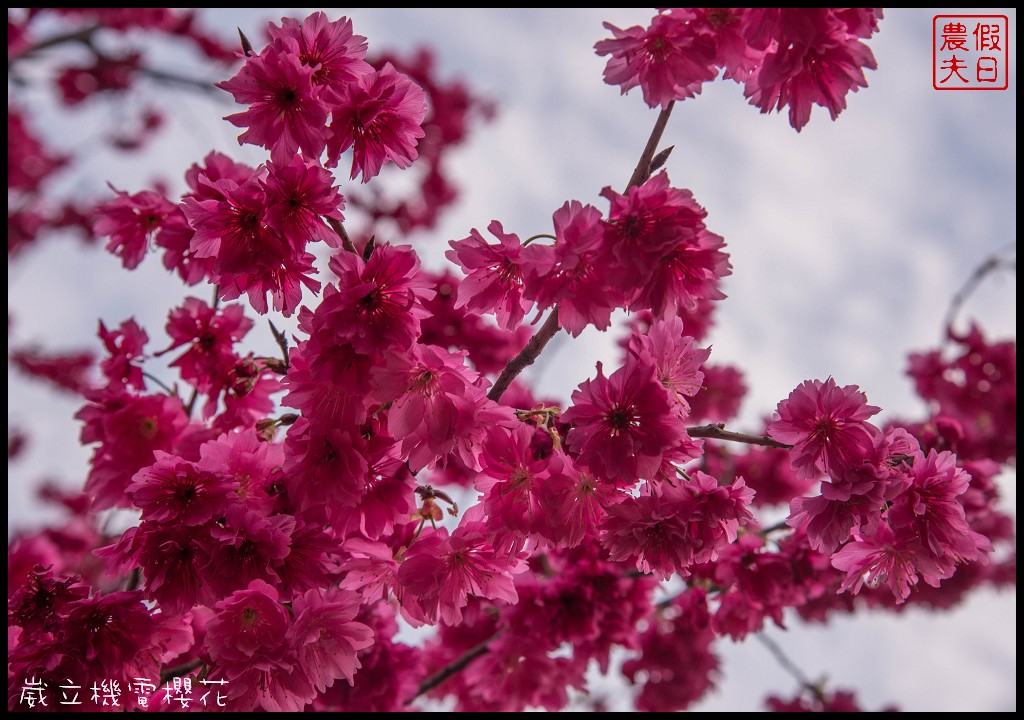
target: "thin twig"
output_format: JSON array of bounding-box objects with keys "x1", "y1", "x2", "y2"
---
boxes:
[
  {"x1": 654, "y1": 581, "x2": 727, "y2": 609},
  {"x1": 487, "y1": 309, "x2": 560, "y2": 402},
  {"x1": 159, "y1": 658, "x2": 203, "y2": 684},
  {"x1": 123, "y1": 567, "x2": 141, "y2": 592},
  {"x1": 326, "y1": 217, "x2": 358, "y2": 255},
  {"x1": 8, "y1": 24, "x2": 219, "y2": 94},
  {"x1": 626, "y1": 101, "x2": 675, "y2": 189},
  {"x1": 486, "y1": 104, "x2": 679, "y2": 403},
  {"x1": 142, "y1": 371, "x2": 175, "y2": 396},
  {"x1": 184, "y1": 387, "x2": 199, "y2": 418},
  {"x1": 756, "y1": 633, "x2": 825, "y2": 701},
  {"x1": 268, "y1": 321, "x2": 290, "y2": 369},
  {"x1": 7, "y1": 24, "x2": 101, "y2": 67},
  {"x1": 687, "y1": 423, "x2": 792, "y2": 450},
  {"x1": 407, "y1": 633, "x2": 500, "y2": 703},
  {"x1": 942, "y1": 244, "x2": 1015, "y2": 342},
  {"x1": 758, "y1": 519, "x2": 791, "y2": 536},
  {"x1": 137, "y1": 66, "x2": 220, "y2": 94}
]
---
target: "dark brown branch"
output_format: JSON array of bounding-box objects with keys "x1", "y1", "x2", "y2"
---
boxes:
[
  {"x1": 160, "y1": 658, "x2": 203, "y2": 684},
  {"x1": 626, "y1": 101, "x2": 675, "y2": 189},
  {"x1": 123, "y1": 567, "x2": 141, "y2": 592},
  {"x1": 758, "y1": 519, "x2": 791, "y2": 536},
  {"x1": 137, "y1": 65, "x2": 220, "y2": 94},
  {"x1": 142, "y1": 371, "x2": 175, "y2": 396},
  {"x1": 8, "y1": 24, "x2": 219, "y2": 95},
  {"x1": 326, "y1": 217, "x2": 358, "y2": 255},
  {"x1": 408, "y1": 634, "x2": 499, "y2": 703},
  {"x1": 7, "y1": 24, "x2": 101, "y2": 67},
  {"x1": 687, "y1": 423, "x2": 792, "y2": 450},
  {"x1": 487, "y1": 309, "x2": 560, "y2": 402},
  {"x1": 268, "y1": 321, "x2": 290, "y2": 370},
  {"x1": 184, "y1": 387, "x2": 199, "y2": 418}
]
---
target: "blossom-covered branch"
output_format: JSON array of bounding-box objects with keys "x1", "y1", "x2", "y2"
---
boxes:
[{"x1": 7, "y1": 7, "x2": 1015, "y2": 715}]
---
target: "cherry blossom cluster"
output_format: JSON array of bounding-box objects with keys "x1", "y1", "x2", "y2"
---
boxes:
[
  {"x1": 448, "y1": 175, "x2": 731, "y2": 338},
  {"x1": 8, "y1": 10, "x2": 237, "y2": 259},
  {"x1": 7, "y1": 8, "x2": 1016, "y2": 714},
  {"x1": 596, "y1": 8, "x2": 882, "y2": 130},
  {"x1": 770, "y1": 379, "x2": 990, "y2": 602}
]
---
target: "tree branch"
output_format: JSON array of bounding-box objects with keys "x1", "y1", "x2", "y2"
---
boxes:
[
  {"x1": 268, "y1": 320, "x2": 290, "y2": 370},
  {"x1": 142, "y1": 370, "x2": 175, "y2": 396},
  {"x1": 184, "y1": 387, "x2": 199, "y2": 418},
  {"x1": 137, "y1": 65, "x2": 221, "y2": 94},
  {"x1": 7, "y1": 24, "x2": 101, "y2": 68},
  {"x1": 159, "y1": 658, "x2": 203, "y2": 684},
  {"x1": 9, "y1": 25, "x2": 219, "y2": 95},
  {"x1": 326, "y1": 217, "x2": 358, "y2": 255},
  {"x1": 487, "y1": 309, "x2": 560, "y2": 402},
  {"x1": 626, "y1": 101, "x2": 675, "y2": 189},
  {"x1": 486, "y1": 103, "x2": 680, "y2": 403},
  {"x1": 943, "y1": 244, "x2": 1015, "y2": 342},
  {"x1": 687, "y1": 423, "x2": 792, "y2": 450},
  {"x1": 407, "y1": 633, "x2": 499, "y2": 703},
  {"x1": 756, "y1": 633, "x2": 825, "y2": 702},
  {"x1": 758, "y1": 519, "x2": 791, "y2": 536}
]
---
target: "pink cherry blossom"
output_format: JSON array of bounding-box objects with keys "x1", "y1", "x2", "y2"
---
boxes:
[
  {"x1": 600, "y1": 172, "x2": 730, "y2": 311},
  {"x1": 564, "y1": 359, "x2": 686, "y2": 483},
  {"x1": 398, "y1": 520, "x2": 524, "y2": 626},
  {"x1": 97, "y1": 317, "x2": 148, "y2": 391},
  {"x1": 831, "y1": 522, "x2": 953, "y2": 603},
  {"x1": 384, "y1": 344, "x2": 510, "y2": 471},
  {"x1": 77, "y1": 389, "x2": 188, "y2": 509},
  {"x1": 474, "y1": 423, "x2": 572, "y2": 551},
  {"x1": 769, "y1": 377, "x2": 881, "y2": 480},
  {"x1": 627, "y1": 316, "x2": 710, "y2": 415},
  {"x1": 887, "y1": 449, "x2": 991, "y2": 563},
  {"x1": 160, "y1": 297, "x2": 252, "y2": 398},
  {"x1": 418, "y1": 270, "x2": 531, "y2": 373},
  {"x1": 327, "y1": 62, "x2": 427, "y2": 181},
  {"x1": 202, "y1": 506, "x2": 295, "y2": 598},
  {"x1": 596, "y1": 11, "x2": 718, "y2": 109},
  {"x1": 94, "y1": 187, "x2": 176, "y2": 269},
  {"x1": 100, "y1": 522, "x2": 214, "y2": 614},
  {"x1": 263, "y1": 156, "x2": 345, "y2": 249},
  {"x1": 319, "y1": 242, "x2": 435, "y2": 354},
  {"x1": 622, "y1": 588, "x2": 718, "y2": 711},
  {"x1": 521, "y1": 200, "x2": 621, "y2": 336},
  {"x1": 218, "y1": 44, "x2": 329, "y2": 162},
  {"x1": 601, "y1": 471, "x2": 754, "y2": 579},
  {"x1": 741, "y1": 9, "x2": 879, "y2": 131},
  {"x1": 447, "y1": 219, "x2": 532, "y2": 331},
  {"x1": 127, "y1": 452, "x2": 237, "y2": 525},
  {"x1": 289, "y1": 587, "x2": 374, "y2": 691},
  {"x1": 267, "y1": 12, "x2": 372, "y2": 90}
]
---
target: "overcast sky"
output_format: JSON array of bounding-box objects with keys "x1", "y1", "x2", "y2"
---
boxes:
[{"x1": 7, "y1": 8, "x2": 1016, "y2": 712}]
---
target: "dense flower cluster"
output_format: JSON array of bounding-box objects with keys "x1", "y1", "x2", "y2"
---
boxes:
[
  {"x1": 596, "y1": 8, "x2": 882, "y2": 130},
  {"x1": 7, "y1": 7, "x2": 1015, "y2": 715}
]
